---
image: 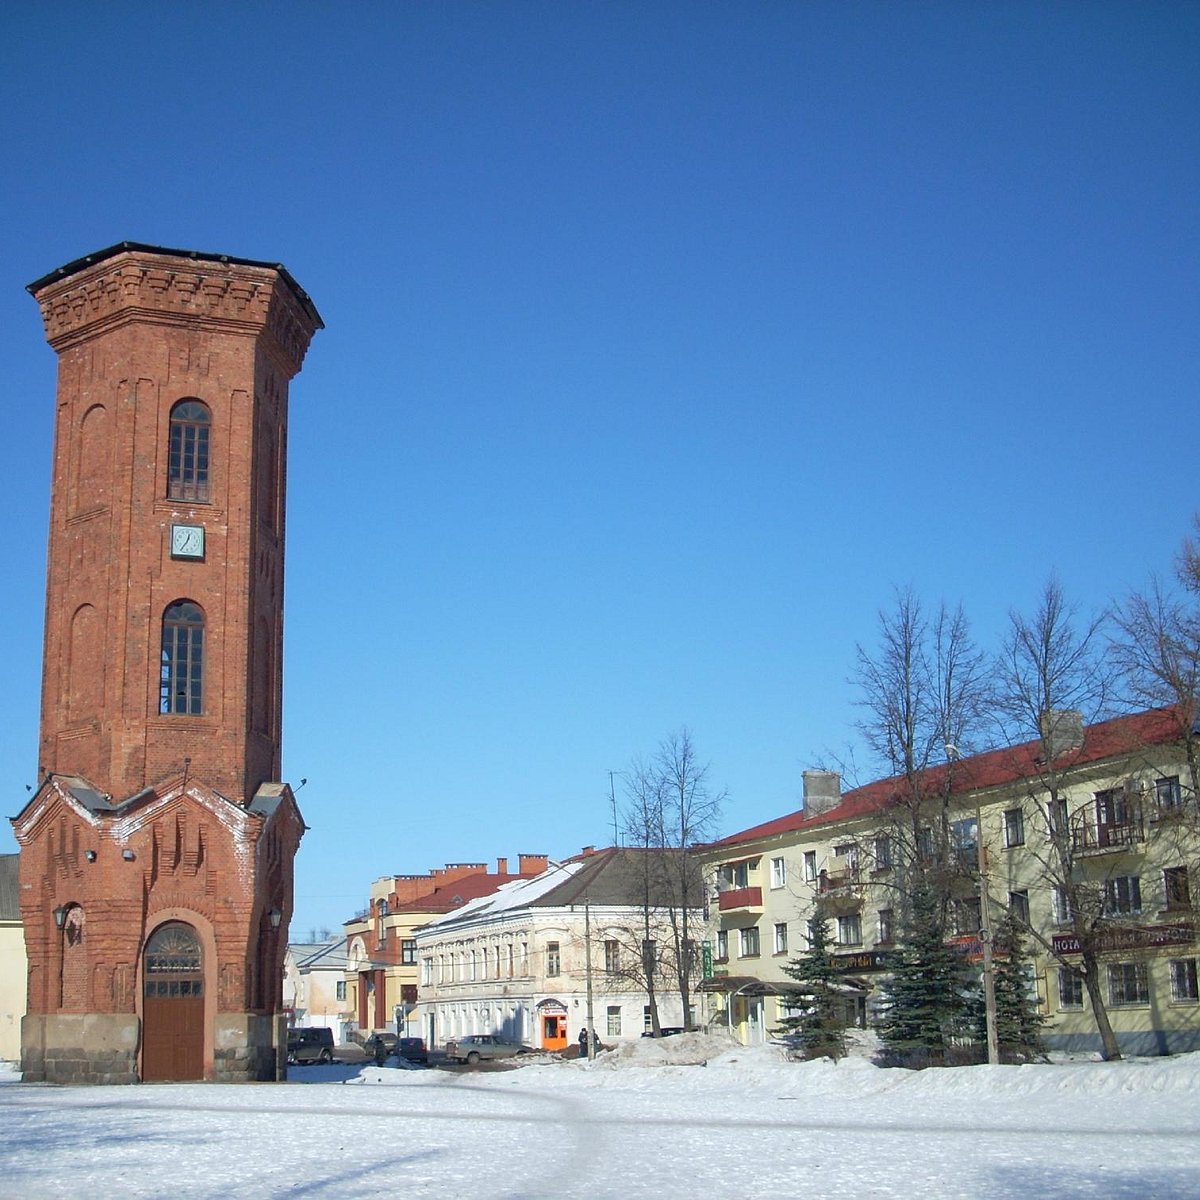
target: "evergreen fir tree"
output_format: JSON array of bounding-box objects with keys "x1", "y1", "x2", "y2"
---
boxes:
[
  {"x1": 985, "y1": 910, "x2": 1047, "y2": 1062},
  {"x1": 775, "y1": 907, "x2": 848, "y2": 1060},
  {"x1": 877, "y1": 878, "x2": 979, "y2": 1066}
]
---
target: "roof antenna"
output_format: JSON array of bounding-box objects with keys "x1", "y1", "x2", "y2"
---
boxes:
[{"x1": 609, "y1": 771, "x2": 619, "y2": 848}]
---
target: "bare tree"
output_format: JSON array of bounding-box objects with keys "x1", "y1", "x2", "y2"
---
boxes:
[
  {"x1": 622, "y1": 730, "x2": 722, "y2": 1032},
  {"x1": 854, "y1": 589, "x2": 990, "y2": 881},
  {"x1": 1112, "y1": 543, "x2": 1200, "y2": 807},
  {"x1": 852, "y1": 589, "x2": 991, "y2": 1054},
  {"x1": 996, "y1": 577, "x2": 1125, "y2": 1060},
  {"x1": 622, "y1": 758, "x2": 668, "y2": 1035},
  {"x1": 654, "y1": 730, "x2": 722, "y2": 1029}
]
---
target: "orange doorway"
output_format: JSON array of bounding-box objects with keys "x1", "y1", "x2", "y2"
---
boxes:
[{"x1": 541, "y1": 1012, "x2": 568, "y2": 1051}]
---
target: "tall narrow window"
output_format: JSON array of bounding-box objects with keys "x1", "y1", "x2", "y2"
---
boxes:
[
  {"x1": 167, "y1": 399, "x2": 211, "y2": 502},
  {"x1": 160, "y1": 601, "x2": 204, "y2": 714}
]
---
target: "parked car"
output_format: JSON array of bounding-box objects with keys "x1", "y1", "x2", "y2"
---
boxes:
[
  {"x1": 288, "y1": 1026, "x2": 335, "y2": 1064},
  {"x1": 397, "y1": 1037, "x2": 429, "y2": 1064},
  {"x1": 444, "y1": 1034, "x2": 527, "y2": 1064},
  {"x1": 362, "y1": 1032, "x2": 399, "y2": 1061},
  {"x1": 641, "y1": 1027, "x2": 686, "y2": 1038}
]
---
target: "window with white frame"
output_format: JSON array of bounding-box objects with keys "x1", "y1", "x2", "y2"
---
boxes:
[
  {"x1": 770, "y1": 857, "x2": 787, "y2": 889},
  {"x1": 643, "y1": 1006, "x2": 653, "y2": 1033},
  {"x1": 1003, "y1": 807, "x2": 1025, "y2": 848},
  {"x1": 336, "y1": 980, "x2": 347, "y2": 1002},
  {"x1": 803, "y1": 850, "x2": 817, "y2": 882},
  {"x1": 1107, "y1": 961, "x2": 1149, "y2": 1006},
  {"x1": 546, "y1": 941, "x2": 561, "y2": 977},
  {"x1": 716, "y1": 929, "x2": 728, "y2": 961},
  {"x1": 420, "y1": 958, "x2": 432, "y2": 986},
  {"x1": 1156, "y1": 775, "x2": 1183, "y2": 811},
  {"x1": 739, "y1": 926, "x2": 760, "y2": 957},
  {"x1": 773, "y1": 922, "x2": 788, "y2": 955},
  {"x1": 1102, "y1": 876, "x2": 1141, "y2": 917},
  {"x1": 837, "y1": 914, "x2": 861, "y2": 946},
  {"x1": 873, "y1": 835, "x2": 892, "y2": 870},
  {"x1": 1053, "y1": 886, "x2": 1073, "y2": 925},
  {"x1": 604, "y1": 939, "x2": 620, "y2": 973},
  {"x1": 1170, "y1": 958, "x2": 1198, "y2": 1003},
  {"x1": 1008, "y1": 890, "x2": 1030, "y2": 925},
  {"x1": 1048, "y1": 796, "x2": 1069, "y2": 840},
  {"x1": 877, "y1": 908, "x2": 894, "y2": 945},
  {"x1": 720, "y1": 860, "x2": 752, "y2": 889},
  {"x1": 607, "y1": 1005, "x2": 622, "y2": 1037},
  {"x1": 1058, "y1": 968, "x2": 1084, "y2": 1009}
]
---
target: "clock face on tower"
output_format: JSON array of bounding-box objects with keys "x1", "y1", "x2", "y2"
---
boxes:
[{"x1": 170, "y1": 523, "x2": 205, "y2": 560}]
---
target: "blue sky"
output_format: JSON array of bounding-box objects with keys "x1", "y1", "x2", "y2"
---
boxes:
[{"x1": 1, "y1": 3, "x2": 1196, "y2": 938}]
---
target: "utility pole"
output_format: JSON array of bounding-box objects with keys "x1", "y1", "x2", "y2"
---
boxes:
[
  {"x1": 976, "y1": 806, "x2": 999, "y2": 1065},
  {"x1": 584, "y1": 892, "x2": 595, "y2": 1062}
]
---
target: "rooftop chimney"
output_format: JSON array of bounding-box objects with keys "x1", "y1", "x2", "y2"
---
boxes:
[
  {"x1": 496, "y1": 857, "x2": 508, "y2": 875},
  {"x1": 803, "y1": 770, "x2": 841, "y2": 816},
  {"x1": 1040, "y1": 709, "x2": 1085, "y2": 758}
]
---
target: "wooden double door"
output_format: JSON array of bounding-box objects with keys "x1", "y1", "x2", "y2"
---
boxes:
[{"x1": 142, "y1": 922, "x2": 205, "y2": 1081}]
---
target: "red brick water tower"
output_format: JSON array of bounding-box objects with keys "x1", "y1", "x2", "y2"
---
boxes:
[{"x1": 13, "y1": 243, "x2": 321, "y2": 1082}]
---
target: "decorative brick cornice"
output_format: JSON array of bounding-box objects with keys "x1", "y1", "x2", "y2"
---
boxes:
[{"x1": 29, "y1": 246, "x2": 322, "y2": 377}]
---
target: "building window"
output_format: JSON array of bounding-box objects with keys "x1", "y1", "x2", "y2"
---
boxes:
[
  {"x1": 773, "y1": 922, "x2": 788, "y2": 955},
  {"x1": 606, "y1": 1006, "x2": 622, "y2": 1037},
  {"x1": 160, "y1": 601, "x2": 205, "y2": 714},
  {"x1": 168, "y1": 399, "x2": 211, "y2": 502},
  {"x1": 1102, "y1": 876, "x2": 1141, "y2": 917},
  {"x1": 643, "y1": 1005, "x2": 653, "y2": 1033},
  {"x1": 715, "y1": 930, "x2": 728, "y2": 961},
  {"x1": 546, "y1": 941, "x2": 560, "y2": 977},
  {"x1": 1164, "y1": 866, "x2": 1191, "y2": 911},
  {"x1": 1107, "y1": 961, "x2": 1149, "y2": 1006},
  {"x1": 770, "y1": 857, "x2": 786, "y2": 889},
  {"x1": 877, "y1": 908, "x2": 894, "y2": 945},
  {"x1": 401, "y1": 939, "x2": 416, "y2": 966},
  {"x1": 1053, "y1": 886, "x2": 1073, "y2": 925},
  {"x1": 916, "y1": 826, "x2": 935, "y2": 862},
  {"x1": 739, "y1": 926, "x2": 760, "y2": 957},
  {"x1": 873, "y1": 836, "x2": 892, "y2": 870},
  {"x1": 803, "y1": 850, "x2": 817, "y2": 882},
  {"x1": 719, "y1": 860, "x2": 753, "y2": 889},
  {"x1": 951, "y1": 897, "x2": 980, "y2": 937},
  {"x1": 469, "y1": 950, "x2": 477, "y2": 981},
  {"x1": 1170, "y1": 958, "x2": 1198, "y2": 1003},
  {"x1": 950, "y1": 817, "x2": 978, "y2": 865},
  {"x1": 1048, "y1": 797, "x2": 1069, "y2": 840},
  {"x1": 420, "y1": 959, "x2": 432, "y2": 987},
  {"x1": 1156, "y1": 775, "x2": 1183, "y2": 811},
  {"x1": 604, "y1": 939, "x2": 619, "y2": 973},
  {"x1": 1058, "y1": 969, "x2": 1084, "y2": 1009},
  {"x1": 837, "y1": 914, "x2": 862, "y2": 946},
  {"x1": 1003, "y1": 807, "x2": 1025, "y2": 848},
  {"x1": 336, "y1": 980, "x2": 347, "y2": 1002},
  {"x1": 1008, "y1": 890, "x2": 1030, "y2": 925}
]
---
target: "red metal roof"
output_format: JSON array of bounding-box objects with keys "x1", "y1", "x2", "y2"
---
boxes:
[{"x1": 710, "y1": 707, "x2": 1187, "y2": 850}]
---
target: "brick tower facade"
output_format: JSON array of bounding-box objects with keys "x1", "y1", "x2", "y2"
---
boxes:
[{"x1": 12, "y1": 244, "x2": 322, "y2": 1083}]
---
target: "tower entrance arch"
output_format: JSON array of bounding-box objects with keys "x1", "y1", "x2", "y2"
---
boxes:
[{"x1": 142, "y1": 921, "x2": 205, "y2": 1081}]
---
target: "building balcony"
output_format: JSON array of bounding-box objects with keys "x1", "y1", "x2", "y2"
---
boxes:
[
  {"x1": 717, "y1": 886, "x2": 763, "y2": 913},
  {"x1": 1072, "y1": 812, "x2": 1145, "y2": 855}
]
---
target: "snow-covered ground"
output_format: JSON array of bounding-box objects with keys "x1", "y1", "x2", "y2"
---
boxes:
[{"x1": 1, "y1": 1032, "x2": 1197, "y2": 1199}]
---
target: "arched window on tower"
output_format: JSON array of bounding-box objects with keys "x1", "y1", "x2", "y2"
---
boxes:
[
  {"x1": 167, "y1": 399, "x2": 211, "y2": 502},
  {"x1": 160, "y1": 601, "x2": 205, "y2": 714}
]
